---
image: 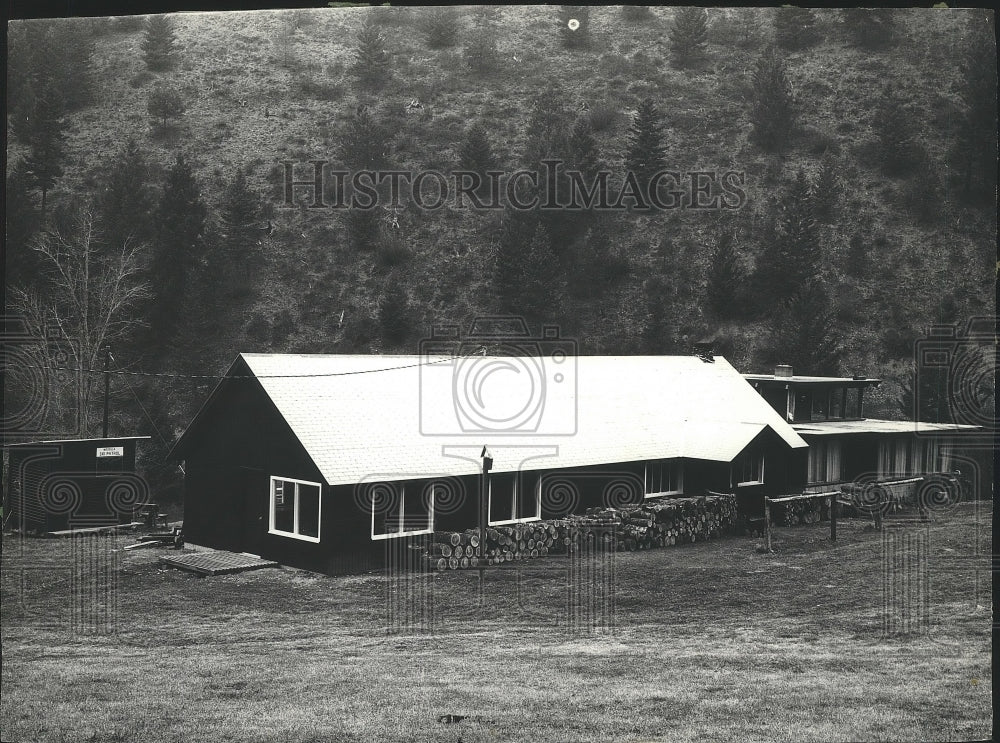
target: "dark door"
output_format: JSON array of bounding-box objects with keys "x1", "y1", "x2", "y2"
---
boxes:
[{"x1": 240, "y1": 467, "x2": 268, "y2": 556}]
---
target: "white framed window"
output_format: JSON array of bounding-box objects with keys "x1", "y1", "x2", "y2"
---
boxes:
[
  {"x1": 370, "y1": 481, "x2": 434, "y2": 541},
  {"x1": 488, "y1": 472, "x2": 541, "y2": 525},
  {"x1": 734, "y1": 452, "x2": 765, "y2": 487},
  {"x1": 644, "y1": 460, "x2": 683, "y2": 497},
  {"x1": 807, "y1": 440, "x2": 843, "y2": 484},
  {"x1": 269, "y1": 476, "x2": 322, "y2": 543}
]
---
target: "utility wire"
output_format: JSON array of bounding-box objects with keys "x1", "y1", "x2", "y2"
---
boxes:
[{"x1": 10, "y1": 347, "x2": 492, "y2": 381}]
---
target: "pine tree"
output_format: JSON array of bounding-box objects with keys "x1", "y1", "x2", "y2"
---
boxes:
[
  {"x1": 23, "y1": 85, "x2": 66, "y2": 211},
  {"x1": 845, "y1": 232, "x2": 868, "y2": 278},
  {"x1": 458, "y1": 123, "x2": 499, "y2": 200},
  {"x1": 774, "y1": 7, "x2": 820, "y2": 51},
  {"x1": 754, "y1": 169, "x2": 821, "y2": 308},
  {"x1": 841, "y1": 8, "x2": 897, "y2": 49},
  {"x1": 558, "y1": 6, "x2": 590, "y2": 49},
  {"x1": 624, "y1": 98, "x2": 668, "y2": 206},
  {"x1": 96, "y1": 139, "x2": 154, "y2": 254},
  {"x1": 341, "y1": 105, "x2": 392, "y2": 172},
  {"x1": 147, "y1": 154, "x2": 207, "y2": 345},
  {"x1": 749, "y1": 45, "x2": 796, "y2": 152},
  {"x1": 494, "y1": 215, "x2": 564, "y2": 323},
  {"x1": 953, "y1": 11, "x2": 997, "y2": 201},
  {"x1": 147, "y1": 84, "x2": 186, "y2": 130},
  {"x1": 567, "y1": 117, "x2": 601, "y2": 181},
  {"x1": 346, "y1": 207, "x2": 381, "y2": 253},
  {"x1": 353, "y1": 16, "x2": 391, "y2": 90},
  {"x1": 5, "y1": 159, "x2": 44, "y2": 290},
  {"x1": 217, "y1": 167, "x2": 263, "y2": 298},
  {"x1": 706, "y1": 230, "x2": 747, "y2": 319},
  {"x1": 142, "y1": 15, "x2": 176, "y2": 72},
  {"x1": 378, "y1": 273, "x2": 413, "y2": 348},
  {"x1": 767, "y1": 279, "x2": 841, "y2": 376},
  {"x1": 463, "y1": 21, "x2": 500, "y2": 73},
  {"x1": 423, "y1": 7, "x2": 461, "y2": 49},
  {"x1": 812, "y1": 151, "x2": 840, "y2": 224},
  {"x1": 874, "y1": 84, "x2": 917, "y2": 176},
  {"x1": 523, "y1": 88, "x2": 574, "y2": 170},
  {"x1": 669, "y1": 7, "x2": 709, "y2": 68}
]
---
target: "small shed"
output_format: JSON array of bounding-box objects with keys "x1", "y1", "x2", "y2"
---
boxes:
[{"x1": 2, "y1": 436, "x2": 150, "y2": 534}]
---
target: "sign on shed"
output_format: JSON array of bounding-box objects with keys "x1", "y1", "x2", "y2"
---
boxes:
[{"x1": 96, "y1": 446, "x2": 124, "y2": 458}]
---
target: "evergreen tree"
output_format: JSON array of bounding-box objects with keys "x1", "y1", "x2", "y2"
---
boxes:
[
  {"x1": 458, "y1": 123, "x2": 499, "y2": 200},
  {"x1": 341, "y1": 105, "x2": 392, "y2": 172},
  {"x1": 567, "y1": 116, "x2": 601, "y2": 181},
  {"x1": 903, "y1": 152, "x2": 943, "y2": 225},
  {"x1": 352, "y1": 16, "x2": 391, "y2": 90},
  {"x1": 754, "y1": 169, "x2": 821, "y2": 308},
  {"x1": 147, "y1": 154, "x2": 207, "y2": 345},
  {"x1": 841, "y1": 8, "x2": 896, "y2": 49},
  {"x1": 218, "y1": 166, "x2": 263, "y2": 297},
  {"x1": 147, "y1": 84, "x2": 186, "y2": 130},
  {"x1": 624, "y1": 98, "x2": 668, "y2": 206},
  {"x1": 346, "y1": 207, "x2": 381, "y2": 253},
  {"x1": 749, "y1": 45, "x2": 796, "y2": 152},
  {"x1": 558, "y1": 6, "x2": 590, "y2": 49},
  {"x1": 774, "y1": 7, "x2": 820, "y2": 51},
  {"x1": 706, "y1": 229, "x2": 747, "y2": 319},
  {"x1": 845, "y1": 232, "x2": 868, "y2": 278},
  {"x1": 378, "y1": 273, "x2": 413, "y2": 348},
  {"x1": 669, "y1": 7, "x2": 709, "y2": 68},
  {"x1": 767, "y1": 279, "x2": 841, "y2": 376},
  {"x1": 422, "y1": 6, "x2": 461, "y2": 49},
  {"x1": 812, "y1": 151, "x2": 840, "y2": 224},
  {"x1": 463, "y1": 21, "x2": 501, "y2": 73},
  {"x1": 494, "y1": 215, "x2": 564, "y2": 323},
  {"x1": 952, "y1": 11, "x2": 997, "y2": 201},
  {"x1": 95, "y1": 139, "x2": 154, "y2": 254},
  {"x1": 23, "y1": 85, "x2": 66, "y2": 211},
  {"x1": 523, "y1": 87, "x2": 574, "y2": 169},
  {"x1": 874, "y1": 84, "x2": 917, "y2": 176},
  {"x1": 5, "y1": 159, "x2": 44, "y2": 290},
  {"x1": 142, "y1": 15, "x2": 177, "y2": 72}
]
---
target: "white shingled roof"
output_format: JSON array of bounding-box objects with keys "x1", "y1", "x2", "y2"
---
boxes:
[{"x1": 220, "y1": 354, "x2": 807, "y2": 487}]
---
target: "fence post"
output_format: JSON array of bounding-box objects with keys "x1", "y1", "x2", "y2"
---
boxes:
[
  {"x1": 830, "y1": 493, "x2": 837, "y2": 542},
  {"x1": 764, "y1": 498, "x2": 772, "y2": 552}
]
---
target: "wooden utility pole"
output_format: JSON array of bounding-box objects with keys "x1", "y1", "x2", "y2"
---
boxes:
[{"x1": 102, "y1": 349, "x2": 110, "y2": 438}]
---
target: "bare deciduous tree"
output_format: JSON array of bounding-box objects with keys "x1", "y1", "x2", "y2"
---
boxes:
[{"x1": 10, "y1": 206, "x2": 149, "y2": 436}]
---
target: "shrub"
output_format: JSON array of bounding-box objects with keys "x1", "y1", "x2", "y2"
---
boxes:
[{"x1": 422, "y1": 7, "x2": 461, "y2": 49}]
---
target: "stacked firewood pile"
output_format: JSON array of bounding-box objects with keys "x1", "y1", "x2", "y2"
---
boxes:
[
  {"x1": 426, "y1": 495, "x2": 737, "y2": 571},
  {"x1": 773, "y1": 497, "x2": 828, "y2": 526}
]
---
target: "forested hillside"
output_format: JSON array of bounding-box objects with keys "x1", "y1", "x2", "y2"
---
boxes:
[{"x1": 5, "y1": 6, "x2": 996, "y2": 498}]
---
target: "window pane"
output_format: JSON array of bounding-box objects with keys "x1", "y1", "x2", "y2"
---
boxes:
[
  {"x1": 516, "y1": 476, "x2": 539, "y2": 520},
  {"x1": 298, "y1": 483, "x2": 320, "y2": 538},
  {"x1": 402, "y1": 483, "x2": 432, "y2": 533},
  {"x1": 372, "y1": 483, "x2": 402, "y2": 535},
  {"x1": 794, "y1": 390, "x2": 812, "y2": 422},
  {"x1": 489, "y1": 473, "x2": 516, "y2": 523},
  {"x1": 829, "y1": 388, "x2": 844, "y2": 418},
  {"x1": 274, "y1": 480, "x2": 294, "y2": 532},
  {"x1": 845, "y1": 388, "x2": 860, "y2": 418},
  {"x1": 811, "y1": 390, "x2": 829, "y2": 420}
]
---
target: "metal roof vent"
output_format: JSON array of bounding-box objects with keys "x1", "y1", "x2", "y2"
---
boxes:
[{"x1": 775, "y1": 364, "x2": 793, "y2": 378}]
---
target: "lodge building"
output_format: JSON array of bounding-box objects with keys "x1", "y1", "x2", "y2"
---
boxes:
[{"x1": 170, "y1": 354, "x2": 978, "y2": 574}]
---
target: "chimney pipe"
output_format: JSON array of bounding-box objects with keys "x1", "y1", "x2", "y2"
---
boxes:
[{"x1": 775, "y1": 364, "x2": 793, "y2": 378}]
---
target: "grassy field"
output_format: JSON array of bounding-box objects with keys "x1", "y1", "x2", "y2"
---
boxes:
[{"x1": 0, "y1": 502, "x2": 992, "y2": 743}]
